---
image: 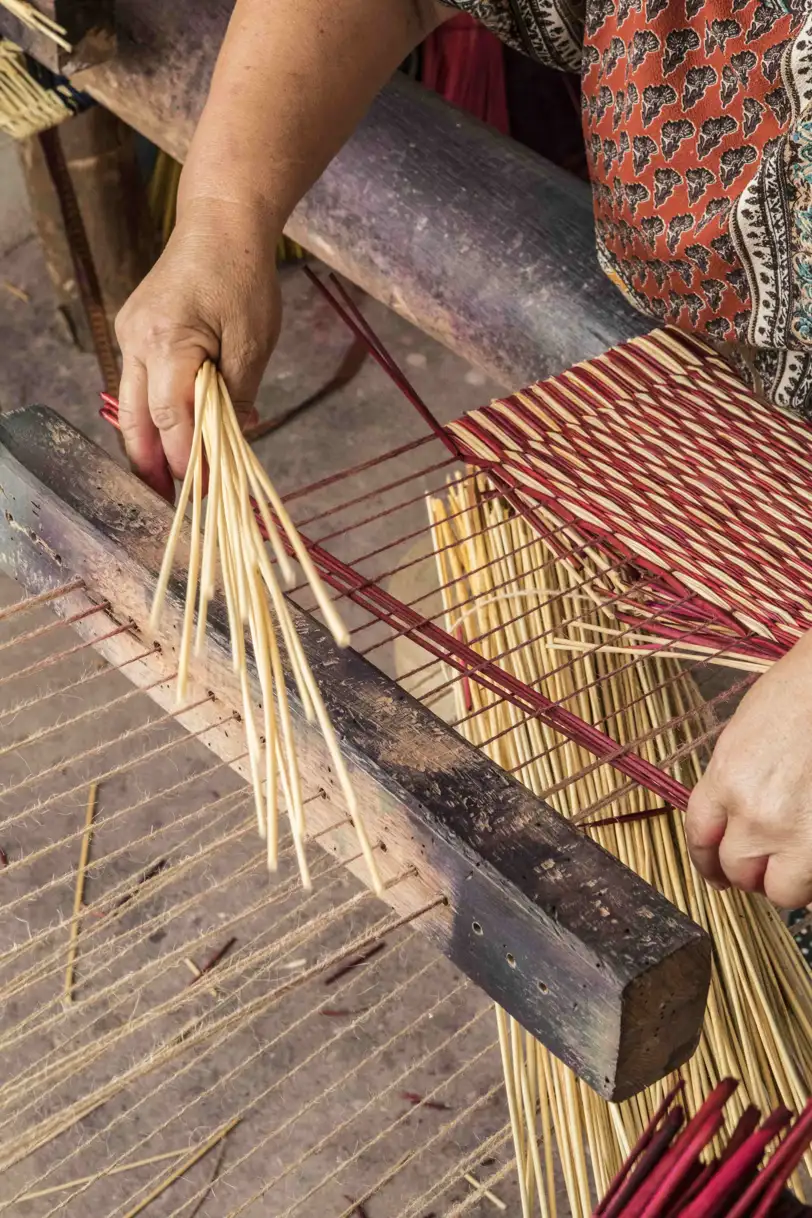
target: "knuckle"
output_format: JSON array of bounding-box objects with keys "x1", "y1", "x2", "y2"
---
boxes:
[
  {"x1": 117, "y1": 411, "x2": 140, "y2": 439},
  {"x1": 227, "y1": 335, "x2": 264, "y2": 373},
  {"x1": 150, "y1": 401, "x2": 183, "y2": 432},
  {"x1": 115, "y1": 304, "x2": 186, "y2": 356},
  {"x1": 142, "y1": 319, "x2": 182, "y2": 353},
  {"x1": 113, "y1": 307, "x2": 130, "y2": 343},
  {"x1": 686, "y1": 789, "x2": 721, "y2": 840}
]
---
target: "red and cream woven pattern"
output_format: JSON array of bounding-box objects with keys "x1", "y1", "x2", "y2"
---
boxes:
[{"x1": 449, "y1": 327, "x2": 812, "y2": 669}]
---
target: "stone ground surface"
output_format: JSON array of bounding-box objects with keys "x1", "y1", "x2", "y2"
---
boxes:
[{"x1": 0, "y1": 134, "x2": 575, "y2": 1217}]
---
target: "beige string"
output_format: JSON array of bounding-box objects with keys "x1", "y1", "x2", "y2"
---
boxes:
[
  {"x1": 0, "y1": 599, "x2": 109, "y2": 657},
  {"x1": 0, "y1": 578, "x2": 83, "y2": 623},
  {"x1": 0, "y1": 703, "x2": 231, "y2": 837},
  {"x1": 144, "y1": 968, "x2": 470, "y2": 1218},
  {"x1": 0, "y1": 621, "x2": 132, "y2": 692},
  {"x1": 11, "y1": 896, "x2": 436, "y2": 1215},
  {"x1": 324, "y1": 1076, "x2": 508, "y2": 1218},
  {"x1": 229, "y1": 1016, "x2": 498, "y2": 1218},
  {"x1": 0, "y1": 642, "x2": 157, "y2": 726},
  {"x1": 0, "y1": 883, "x2": 379, "y2": 1181},
  {"x1": 0, "y1": 670, "x2": 177, "y2": 762},
  {"x1": 0, "y1": 693, "x2": 213, "y2": 805},
  {"x1": 0, "y1": 847, "x2": 351, "y2": 1096}
]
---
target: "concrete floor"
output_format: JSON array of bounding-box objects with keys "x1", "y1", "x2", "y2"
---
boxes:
[{"x1": 0, "y1": 136, "x2": 573, "y2": 1217}]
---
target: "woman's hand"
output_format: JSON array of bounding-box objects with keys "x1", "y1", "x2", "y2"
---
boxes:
[
  {"x1": 114, "y1": 0, "x2": 449, "y2": 500},
  {"x1": 115, "y1": 197, "x2": 281, "y2": 500},
  {"x1": 686, "y1": 631, "x2": 812, "y2": 908}
]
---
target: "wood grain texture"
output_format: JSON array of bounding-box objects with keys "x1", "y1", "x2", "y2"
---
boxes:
[
  {"x1": 66, "y1": 0, "x2": 649, "y2": 386},
  {"x1": 0, "y1": 406, "x2": 710, "y2": 1099}
]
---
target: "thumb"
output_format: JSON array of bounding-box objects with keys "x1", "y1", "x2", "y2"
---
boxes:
[{"x1": 686, "y1": 781, "x2": 730, "y2": 890}]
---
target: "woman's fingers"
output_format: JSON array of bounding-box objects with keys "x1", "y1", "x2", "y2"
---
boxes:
[
  {"x1": 117, "y1": 354, "x2": 175, "y2": 501},
  {"x1": 717, "y1": 827, "x2": 768, "y2": 894},
  {"x1": 145, "y1": 345, "x2": 206, "y2": 484},
  {"x1": 763, "y1": 854, "x2": 812, "y2": 910},
  {"x1": 685, "y1": 783, "x2": 730, "y2": 890}
]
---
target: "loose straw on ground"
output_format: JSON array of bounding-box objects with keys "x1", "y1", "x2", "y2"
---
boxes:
[
  {"x1": 120, "y1": 1118, "x2": 240, "y2": 1218},
  {"x1": 16, "y1": 1147, "x2": 188, "y2": 1203},
  {"x1": 464, "y1": 1172, "x2": 507, "y2": 1211},
  {"x1": 150, "y1": 361, "x2": 382, "y2": 895},
  {"x1": 64, "y1": 781, "x2": 97, "y2": 1005},
  {"x1": 428, "y1": 473, "x2": 812, "y2": 1218}
]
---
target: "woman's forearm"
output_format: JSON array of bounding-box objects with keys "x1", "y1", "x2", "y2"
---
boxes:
[
  {"x1": 115, "y1": 0, "x2": 449, "y2": 495},
  {"x1": 179, "y1": 0, "x2": 449, "y2": 230}
]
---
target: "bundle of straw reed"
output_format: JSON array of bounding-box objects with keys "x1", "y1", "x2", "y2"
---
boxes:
[
  {"x1": 152, "y1": 362, "x2": 382, "y2": 895},
  {"x1": 594, "y1": 1079, "x2": 812, "y2": 1217},
  {"x1": 428, "y1": 472, "x2": 812, "y2": 1218},
  {"x1": 0, "y1": 39, "x2": 74, "y2": 138}
]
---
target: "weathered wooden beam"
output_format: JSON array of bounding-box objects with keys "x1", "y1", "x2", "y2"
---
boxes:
[
  {"x1": 0, "y1": 0, "x2": 115, "y2": 73},
  {"x1": 0, "y1": 405, "x2": 710, "y2": 1100},
  {"x1": 67, "y1": 0, "x2": 649, "y2": 387}
]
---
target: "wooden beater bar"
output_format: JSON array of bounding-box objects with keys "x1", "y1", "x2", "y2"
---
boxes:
[{"x1": 0, "y1": 405, "x2": 710, "y2": 1100}]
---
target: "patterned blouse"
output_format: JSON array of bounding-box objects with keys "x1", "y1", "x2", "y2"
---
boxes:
[{"x1": 446, "y1": 0, "x2": 812, "y2": 418}]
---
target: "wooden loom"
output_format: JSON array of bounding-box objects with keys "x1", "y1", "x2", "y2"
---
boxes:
[{"x1": 1, "y1": 304, "x2": 812, "y2": 1214}]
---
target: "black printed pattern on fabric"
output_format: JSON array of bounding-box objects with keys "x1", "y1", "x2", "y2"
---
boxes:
[
  {"x1": 443, "y1": 0, "x2": 585, "y2": 70},
  {"x1": 445, "y1": 0, "x2": 812, "y2": 419}
]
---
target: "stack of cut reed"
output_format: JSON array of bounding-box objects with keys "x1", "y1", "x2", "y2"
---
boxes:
[
  {"x1": 594, "y1": 1079, "x2": 812, "y2": 1217},
  {"x1": 0, "y1": 38, "x2": 71, "y2": 138},
  {"x1": 152, "y1": 361, "x2": 381, "y2": 895},
  {"x1": 0, "y1": 2, "x2": 75, "y2": 140},
  {"x1": 428, "y1": 472, "x2": 812, "y2": 1218}
]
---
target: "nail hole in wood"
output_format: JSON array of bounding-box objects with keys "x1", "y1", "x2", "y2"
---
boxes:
[
  {"x1": 506, "y1": 952, "x2": 516, "y2": 968},
  {"x1": 537, "y1": 980, "x2": 548, "y2": 994},
  {"x1": 472, "y1": 920, "x2": 483, "y2": 936}
]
